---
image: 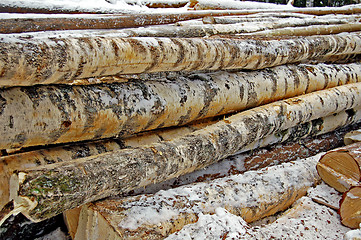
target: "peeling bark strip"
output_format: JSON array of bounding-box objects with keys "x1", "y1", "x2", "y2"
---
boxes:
[
  {"x1": 317, "y1": 142, "x2": 361, "y2": 192},
  {"x1": 2, "y1": 34, "x2": 361, "y2": 85},
  {"x1": 8, "y1": 82, "x2": 361, "y2": 222},
  {"x1": 73, "y1": 157, "x2": 320, "y2": 239},
  {"x1": 1, "y1": 63, "x2": 360, "y2": 149}
]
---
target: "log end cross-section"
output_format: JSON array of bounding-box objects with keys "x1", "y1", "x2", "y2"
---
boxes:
[
  {"x1": 317, "y1": 148, "x2": 361, "y2": 192},
  {"x1": 339, "y1": 186, "x2": 361, "y2": 229}
]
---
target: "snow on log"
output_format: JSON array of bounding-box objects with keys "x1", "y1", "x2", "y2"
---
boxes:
[
  {"x1": 340, "y1": 186, "x2": 361, "y2": 229},
  {"x1": 0, "y1": 0, "x2": 189, "y2": 13},
  {"x1": 108, "y1": 17, "x2": 359, "y2": 38},
  {"x1": 73, "y1": 156, "x2": 320, "y2": 239},
  {"x1": 6, "y1": 82, "x2": 361, "y2": 222},
  {"x1": 202, "y1": 13, "x2": 360, "y2": 24},
  {"x1": 317, "y1": 142, "x2": 361, "y2": 192},
  {"x1": 345, "y1": 226, "x2": 361, "y2": 240},
  {"x1": 250, "y1": 196, "x2": 349, "y2": 239},
  {"x1": 247, "y1": 23, "x2": 361, "y2": 37},
  {"x1": 190, "y1": 0, "x2": 294, "y2": 10},
  {"x1": 64, "y1": 121, "x2": 358, "y2": 239},
  {"x1": 0, "y1": 0, "x2": 144, "y2": 14},
  {"x1": 2, "y1": 33, "x2": 361, "y2": 85},
  {"x1": 129, "y1": 111, "x2": 361, "y2": 195},
  {"x1": 1, "y1": 63, "x2": 360, "y2": 150},
  {"x1": 124, "y1": 0, "x2": 189, "y2": 8},
  {"x1": 166, "y1": 194, "x2": 349, "y2": 239},
  {"x1": 191, "y1": 0, "x2": 361, "y2": 13},
  {"x1": 0, "y1": 119, "x2": 216, "y2": 210},
  {"x1": 2, "y1": 6, "x2": 361, "y2": 33}
]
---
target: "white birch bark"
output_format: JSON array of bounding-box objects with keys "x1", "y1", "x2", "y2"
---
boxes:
[
  {"x1": 1, "y1": 63, "x2": 359, "y2": 150},
  {"x1": 2, "y1": 33, "x2": 361, "y2": 85},
  {"x1": 0, "y1": 119, "x2": 216, "y2": 210},
  {"x1": 8, "y1": 82, "x2": 361, "y2": 222}
]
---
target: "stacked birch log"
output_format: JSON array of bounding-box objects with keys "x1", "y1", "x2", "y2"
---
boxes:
[{"x1": 1, "y1": 0, "x2": 361, "y2": 239}]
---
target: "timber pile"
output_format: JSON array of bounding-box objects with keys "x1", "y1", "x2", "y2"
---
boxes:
[{"x1": 1, "y1": 0, "x2": 361, "y2": 239}]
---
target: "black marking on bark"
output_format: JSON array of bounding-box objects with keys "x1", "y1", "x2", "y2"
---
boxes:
[
  {"x1": 14, "y1": 132, "x2": 26, "y2": 147},
  {"x1": 111, "y1": 39, "x2": 120, "y2": 57},
  {"x1": 0, "y1": 94, "x2": 6, "y2": 115},
  {"x1": 178, "y1": 108, "x2": 193, "y2": 125},
  {"x1": 192, "y1": 74, "x2": 219, "y2": 119},
  {"x1": 346, "y1": 108, "x2": 356, "y2": 120},
  {"x1": 263, "y1": 68, "x2": 278, "y2": 97},
  {"x1": 246, "y1": 81, "x2": 258, "y2": 107},
  {"x1": 170, "y1": 38, "x2": 185, "y2": 67}
]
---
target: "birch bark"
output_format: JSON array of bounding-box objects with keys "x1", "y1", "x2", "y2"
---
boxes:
[
  {"x1": 9, "y1": 82, "x2": 361, "y2": 222},
  {"x1": 1, "y1": 34, "x2": 361, "y2": 85},
  {"x1": 73, "y1": 157, "x2": 320, "y2": 239},
  {"x1": 1, "y1": 63, "x2": 359, "y2": 150}
]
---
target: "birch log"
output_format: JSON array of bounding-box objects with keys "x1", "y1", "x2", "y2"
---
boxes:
[
  {"x1": 6, "y1": 82, "x2": 361, "y2": 222},
  {"x1": 1, "y1": 63, "x2": 360, "y2": 150},
  {"x1": 2, "y1": 7, "x2": 361, "y2": 34},
  {"x1": 202, "y1": 13, "x2": 359, "y2": 24},
  {"x1": 23, "y1": 17, "x2": 354, "y2": 39},
  {"x1": 317, "y1": 142, "x2": 361, "y2": 192},
  {"x1": 130, "y1": 109, "x2": 361, "y2": 195},
  {"x1": 111, "y1": 18, "x2": 360, "y2": 38},
  {"x1": 340, "y1": 186, "x2": 361, "y2": 229},
  {"x1": 2, "y1": 34, "x2": 361, "y2": 86},
  {"x1": 0, "y1": 118, "x2": 216, "y2": 210},
  {"x1": 73, "y1": 157, "x2": 320, "y2": 239},
  {"x1": 247, "y1": 23, "x2": 361, "y2": 37}
]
